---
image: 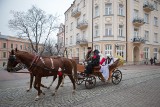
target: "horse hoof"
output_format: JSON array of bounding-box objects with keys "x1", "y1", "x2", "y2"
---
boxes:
[
  {"x1": 42, "y1": 92, "x2": 45, "y2": 95},
  {"x1": 52, "y1": 93, "x2": 55, "y2": 96},
  {"x1": 35, "y1": 96, "x2": 40, "y2": 101},
  {"x1": 60, "y1": 85, "x2": 63, "y2": 87},
  {"x1": 26, "y1": 88, "x2": 31, "y2": 92},
  {"x1": 72, "y1": 90, "x2": 76, "y2": 94}
]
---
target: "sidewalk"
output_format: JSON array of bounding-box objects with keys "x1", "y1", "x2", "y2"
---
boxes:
[{"x1": 0, "y1": 69, "x2": 29, "y2": 81}]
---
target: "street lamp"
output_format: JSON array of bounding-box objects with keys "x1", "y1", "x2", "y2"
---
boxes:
[{"x1": 92, "y1": 0, "x2": 94, "y2": 48}]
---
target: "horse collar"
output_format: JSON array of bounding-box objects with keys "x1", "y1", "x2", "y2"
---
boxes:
[{"x1": 28, "y1": 55, "x2": 40, "y2": 71}]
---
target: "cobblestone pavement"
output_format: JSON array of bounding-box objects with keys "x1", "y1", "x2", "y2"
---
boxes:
[{"x1": 0, "y1": 65, "x2": 160, "y2": 107}]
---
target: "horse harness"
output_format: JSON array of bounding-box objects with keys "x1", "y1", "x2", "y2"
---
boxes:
[{"x1": 28, "y1": 56, "x2": 64, "y2": 76}]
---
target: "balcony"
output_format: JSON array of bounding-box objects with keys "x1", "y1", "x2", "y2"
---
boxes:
[
  {"x1": 132, "y1": 37, "x2": 145, "y2": 44},
  {"x1": 77, "y1": 20, "x2": 88, "y2": 30},
  {"x1": 76, "y1": 38, "x2": 88, "y2": 46},
  {"x1": 143, "y1": 2, "x2": 154, "y2": 12},
  {"x1": 133, "y1": 18, "x2": 145, "y2": 27},
  {"x1": 71, "y1": 8, "x2": 81, "y2": 17}
]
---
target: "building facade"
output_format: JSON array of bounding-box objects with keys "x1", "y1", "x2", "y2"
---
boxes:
[
  {"x1": 0, "y1": 34, "x2": 43, "y2": 68},
  {"x1": 64, "y1": 0, "x2": 160, "y2": 64},
  {"x1": 56, "y1": 23, "x2": 66, "y2": 56}
]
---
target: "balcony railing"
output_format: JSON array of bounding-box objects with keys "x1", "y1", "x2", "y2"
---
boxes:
[
  {"x1": 133, "y1": 17, "x2": 145, "y2": 27},
  {"x1": 77, "y1": 20, "x2": 88, "y2": 30},
  {"x1": 71, "y1": 8, "x2": 81, "y2": 17},
  {"x1": 76, "y1": 38, "x2": 88, "y2": 46},
  {"x1": 143, "y1": 2, "x2": 154, "y2": 12},
  {"x1": 133, "y1": 36, "x2": 145, "y2": 44}
]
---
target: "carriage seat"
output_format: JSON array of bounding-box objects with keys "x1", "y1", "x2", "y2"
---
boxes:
[{"x1": 93, "y1": 65, "x2": 101, "y2": 72}]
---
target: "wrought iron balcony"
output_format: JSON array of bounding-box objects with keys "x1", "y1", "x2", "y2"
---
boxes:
[
  {"x1": 132, "y1": 37, "x2": 145, "y2": 44},
  {"x1": 77, "y1": 20, "x2": 88, "y2": 30},
  {"x1": 76, "y1": 38, "x2": 88, "y2": 46},
  {"x1": 71, "y1": 8, "x2": 81, "y2": 17},
  {"x1": 143, "y1": 2, "x2": 154, "y2": 12},
  {"x1": 133, "y1": 18, "x2": 145, "y2": 27}
]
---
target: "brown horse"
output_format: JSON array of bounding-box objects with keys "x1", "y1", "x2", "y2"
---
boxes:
[{"x1": 7, "y1": 49, "x2": 77, "y2": 100}]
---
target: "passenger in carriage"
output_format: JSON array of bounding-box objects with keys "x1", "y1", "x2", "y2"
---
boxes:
[
  {"x1": 100, "y1": 54, "x2": 114, "y2": 82},
  {"x1": 85, "y1": 49, "x2": 100, "y2": 76}
]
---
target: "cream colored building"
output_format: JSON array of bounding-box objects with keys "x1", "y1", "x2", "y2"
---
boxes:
[{"x1": 64, "y1": 0, "x2": 160, "y2": 64}]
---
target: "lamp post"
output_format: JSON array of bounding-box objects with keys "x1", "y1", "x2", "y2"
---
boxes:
[
  {"x1": 126, "y1": 0, "x2": 128, "y2": 62},
  {"x1": 92, "y1": 0, "x2": 94, "y2": 48}
]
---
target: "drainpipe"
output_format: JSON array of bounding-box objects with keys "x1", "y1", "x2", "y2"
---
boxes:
[{"x1": 126, "y1": 0, "x2": 128, "y2": 62}]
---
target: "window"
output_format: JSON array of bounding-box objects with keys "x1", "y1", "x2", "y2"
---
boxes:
[
  {"x1": 66, "y1": 26, "x2": 68, "y2": 33},
  {"x1": 3, "y1": 52, "x2": 6, "y2": 58},
  {"x1": 154, "y1": 33, "x2": 158, "y2": 43},
  {"x1": 105, "y1": 24, "x2": 112, "y2": 36},
  {"x1": 134, "y1": 9, "x2": 139, "y2": 18},
  {"x1": 95, "y1": 6, "x2": 99, "y2": 17},
  {"x1": 119, "y1": 25, "x2": 123, "y2": 37},
  {"x1": 143, "y1": 47, "x2": 149, "y2": 59},
  {"x1": 134, "y1": 28, "x2": 139, "y2": 37},
  {"x1": 94, "y1": 45, "x2": 100, "y2": 50},
  {"x1": 70, "y1": 22, "x2": 73, "y2": 31},
  {"x1": 153, "y1": 48, "x2": 158, "y2": 59},
  {"x1": 3, "y1": 43, "x2": 6, "y2": 48},
  {"x1": 11, "y1": 43, "x2": 13, "y2": 49},
  {"x1": 105, "y1": 3, "x2": 112, "y2": 15},
  {"x1": 105, "y1": 44, "x2": 112, "y2": 56},
  {"x1": 83, "y1": 47, "x2": 85, "y2": 59},
  {"x1": 83, "y1": 14, "x2": 86, "y2": 20},
  {"x1": 154, "y1": 1, "x2": 158, "y2": 10},
  {"x1": 119, "y1": 4, "x2": 124, "y2": 16},
  {"x1": 66, "y1": 38, "x2": 68, "y2": 45},
  {"x1": 83, "y1": 0, "x2": 85, "y2": 7},
  {"x1": 20, "y1": 45, "x2": 22, "y2": 50},
  {"x1": 70, "y1": 49, "x2": 72, "y2": 58},
  {"x1": 144, "y1": 30, "x2": 149, "y2": 41},
  {"x1": 76, "y1": 48, "x2": 79, "y2": 57},
  {"x1": 94, "y1": 25, "x2": 99, "y2": 37},
  {"x1": 76, "y1": 33, "x2": 80, "y2": 41},
  {"x1": 82, "y1": 31, "x2": 86, "y2": 39},
  {"x1": 116, "y1": 45, "x2": 124, "y2": 57},
  {"x1": 65, "y1": 13, "x2": 68, "y2": 21},
  {"x1": 70, "y1": 36, "x2": 72, "y2": 44},
  {"x1": 144, "y1": 13, "x2": 149, "y2": 23},
  {"x1": 154, "y1": 17, "x2": 158, "y2": 26},
  {"x1": 77, "y1": 18, "x2": 80, "y2": 26}
]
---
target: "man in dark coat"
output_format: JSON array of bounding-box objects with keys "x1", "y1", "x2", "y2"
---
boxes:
[{"x1": 85, "y1": 49, "x2": 100, "y2": 75}]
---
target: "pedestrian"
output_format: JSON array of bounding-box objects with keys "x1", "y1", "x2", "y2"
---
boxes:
[
  {"x1": 153, "y1": 56, "x2": 157, "y2": 65},
  {"x1": 150, "y1": 58, "x2": 153, "y2": 65}
]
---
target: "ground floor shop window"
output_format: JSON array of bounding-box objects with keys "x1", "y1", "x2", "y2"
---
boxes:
[
  {"x1": 143, "y1": 47, "x2": 149, "y2": 59},
  {"x1": 116, "y1": 45, "x2": 124, "y2": 57},
  {"x1": 105, "y1": 44, "x2": 112, "y2": 56}
]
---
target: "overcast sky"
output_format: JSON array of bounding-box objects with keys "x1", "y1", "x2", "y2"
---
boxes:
[{"x1": 0, "y1": 0, "x2": 74, "y2": 36}]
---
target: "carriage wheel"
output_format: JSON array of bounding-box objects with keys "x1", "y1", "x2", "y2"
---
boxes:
[
  {"x1": 75, "y1": 73, "x2": 85, "y2": 85},
  {"x1": 85, "y1": 75, "x2": 96, "y2": 89},
  {"x1": 112, "y1": 70, "x2": 122, "y2": 85}
]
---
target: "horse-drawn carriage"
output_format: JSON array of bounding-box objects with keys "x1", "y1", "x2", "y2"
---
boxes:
[{"x1": 76, "y1": 58, "x2": 123, "y2": 89}]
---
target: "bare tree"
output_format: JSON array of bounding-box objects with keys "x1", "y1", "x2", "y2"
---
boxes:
[
  {"x1": 44, "y1": 39, "x2": 57, "y2": 56},
  {"x1": 9, "y1": 6, "x2": 59, "y2": 54}
]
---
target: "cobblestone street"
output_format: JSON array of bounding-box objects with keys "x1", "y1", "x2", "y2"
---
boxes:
[{"x1": 0, "y1": 65, "x2": 160, "y2": 107}]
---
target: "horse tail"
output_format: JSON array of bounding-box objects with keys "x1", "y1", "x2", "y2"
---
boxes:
[{"x1": 70, "y1": 59, "x2": 77, "y2": 80}]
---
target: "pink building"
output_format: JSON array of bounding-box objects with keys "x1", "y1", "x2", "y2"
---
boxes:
[{"x1": 0, "y1": 33, "x2": 43, "y2": 68}]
